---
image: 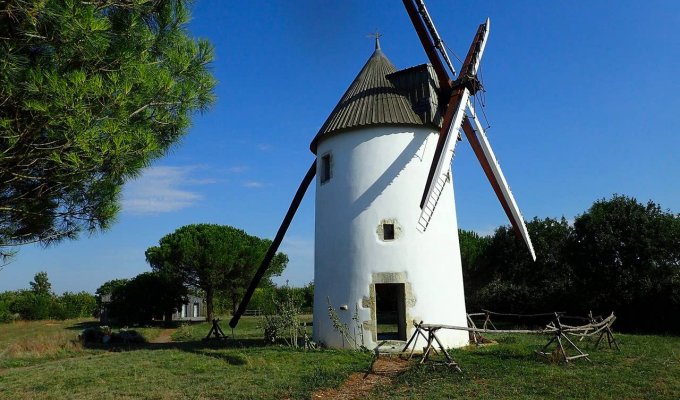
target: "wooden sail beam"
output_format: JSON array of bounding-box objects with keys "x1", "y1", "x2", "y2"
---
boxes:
[
  {"x1": 464, "y1": 103, "x2": 536, "y2": 260},
  {"x1": 402, "y1": 0, "x2": 453, "y2": 91},
  {"x1": 418, "y1": 21, "x2": 489, "y2": 212},
  {"x1": 229, "y1": 160, "x2": 317, "y2": 329}
]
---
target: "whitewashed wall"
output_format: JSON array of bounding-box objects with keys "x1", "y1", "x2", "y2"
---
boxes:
[{"x1": 313, "y1": 125, "x2": 469, "y2": 349}]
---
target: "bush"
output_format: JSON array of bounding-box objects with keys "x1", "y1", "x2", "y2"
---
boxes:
[
  {"x1": 260, "y1": 289, "x2": 306, "y2": 347},
  {"x1": 59, "y1": 292, "x2": 98, "y2": 319},
  {"x1": 0, "y1": 289, "x2": 97, "y2": 322},
  {"x1": 10, "y1": 291, "x2": 52, "y2": 320},
  {"x1": 0, "y1": 291, "x2": 20, "y2": 322}
]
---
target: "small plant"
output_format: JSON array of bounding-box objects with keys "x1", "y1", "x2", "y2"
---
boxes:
[
  {"x1": 326, "y1": 297, "x2": 367, "y2": 351},
  {"x1": 171, "y1": 323, "x2": 194, "y2": 341},
  {"x1": 260, "y1": 285, "x2": 313, "y2": 348}
]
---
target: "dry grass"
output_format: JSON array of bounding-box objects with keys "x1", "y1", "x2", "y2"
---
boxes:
[
  {"x1": 0, "y1": 319, "x2": 98, "y2": 369},
  {"x1": 0, "y1": 331, "x2": 82, "y2": 359}
]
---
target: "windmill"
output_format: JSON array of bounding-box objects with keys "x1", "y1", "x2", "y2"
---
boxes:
[{"x1": 230, "y1": 0, "x2": 536, "y2": 349}]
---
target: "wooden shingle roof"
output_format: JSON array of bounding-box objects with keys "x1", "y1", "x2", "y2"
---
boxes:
[{"x1": 310, "y1": 45, "x2": 440, "y2": 154}]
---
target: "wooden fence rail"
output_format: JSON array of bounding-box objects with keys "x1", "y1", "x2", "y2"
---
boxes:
[{"x1": 401, "y1": 311, "x2": 620, "y2": 371}]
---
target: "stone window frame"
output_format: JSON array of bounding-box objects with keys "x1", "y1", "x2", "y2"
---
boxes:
[{"x1": 376, "y1": 218, "x2": 402, "y2": 241}]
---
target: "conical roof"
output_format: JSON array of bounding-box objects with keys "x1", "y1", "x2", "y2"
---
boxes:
[{"x1": 310, "y1": 45, "x2": 426, "y2": 153}]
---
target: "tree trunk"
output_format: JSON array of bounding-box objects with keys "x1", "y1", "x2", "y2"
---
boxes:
[{"x1": 206, "y1": 287, "x2": 214, "y2": 321}]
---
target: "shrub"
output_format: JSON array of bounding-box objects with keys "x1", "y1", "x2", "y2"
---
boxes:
[
  {"x1": 260, "y1": 288, "x2": 309, "y2": 348},
  {"x1": 59, "y1": 292, "x2": 98, "y2": 319},
  {"x1": 10, "y1": 291, "x2": 52, "y2": 320}
]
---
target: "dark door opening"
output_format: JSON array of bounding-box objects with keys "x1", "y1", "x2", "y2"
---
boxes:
[{"x1": 375, "y1": 283, "x2": 406, "y2": 340}]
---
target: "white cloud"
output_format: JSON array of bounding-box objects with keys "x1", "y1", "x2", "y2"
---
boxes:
[
  {"x1": 122, "y1": 166, "x2": 212, "y2": 214},
  {"x1": 257, "y1": 143, "x2": 272, "y2": 151},
  {"x1": 243, "y1": 181, "x2": 265, "y2": 188}
]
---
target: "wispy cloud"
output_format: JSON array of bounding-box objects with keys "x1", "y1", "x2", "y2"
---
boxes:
[
  {"x1": 257, "y1": 143, "x2": 272, "y2": 151},
  {"x1": 243, "y1": 181, "x2": 265, "y2": 188},
  {"x1": 122, "y1": 166, "x2": 213, "y2": 214}
]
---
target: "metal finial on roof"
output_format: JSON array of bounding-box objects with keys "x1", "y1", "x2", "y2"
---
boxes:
[{"x1": 368, "y1": 31, "x2": 382, "y2": 50}]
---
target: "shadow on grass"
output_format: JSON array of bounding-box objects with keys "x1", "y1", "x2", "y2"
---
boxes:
[
  {"x1": 80, "y1": 337, "x2": 272, "y2": 366},
  {"x1": 188, "y1": 349, "x2": 250, "y2": 365},
  {"x1": 460, "y1": 347, "x2": 542, "y2": 362},
  {"x1": 64, "y1": 320, "x2": 200, "y2": 331},
  {"x1": 63, "y1": 321, "x2": 101, "y2": 331}
]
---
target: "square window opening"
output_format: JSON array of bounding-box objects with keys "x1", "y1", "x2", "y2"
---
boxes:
[
  {"x1": 383, "y1": 223, "x2": 395, "y2": 240},
  {"x1": 321, "y1": 154, "x2": 332, "y2": 183}
]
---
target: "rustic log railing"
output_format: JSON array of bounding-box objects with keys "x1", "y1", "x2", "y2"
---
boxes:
[
  {"x1": 402, "y1": 311, "x2": 619, "y2": 371},
  {"x1": 204, "y1": 319, "x2": 228, "y2": 340}
]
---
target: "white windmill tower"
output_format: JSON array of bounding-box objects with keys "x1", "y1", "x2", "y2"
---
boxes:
[{"x1": 230, "y1": 0, "x2": 536, "y2": 350}]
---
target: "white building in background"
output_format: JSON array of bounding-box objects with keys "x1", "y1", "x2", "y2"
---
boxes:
[{"x1": 311, "y1": 41, "x2": 469, "y2": 349}]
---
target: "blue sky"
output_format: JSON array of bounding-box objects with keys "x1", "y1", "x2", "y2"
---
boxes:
[{"x1": 2, "y1": 0, "x2": 679, "y2": 294}]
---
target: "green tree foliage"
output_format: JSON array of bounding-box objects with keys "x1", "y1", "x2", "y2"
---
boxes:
[
  {"x1": 567, "y1": 195, "x2": 680, "y2": 331},
  {"x1": 11, "y1": 271, "x2": 56, "y2": 319},
  {"x1": 145, "y1": 224, "x2": 288, "y2": 320},
  {"x1": 0, "y1": 0, "x2": 216, "y2": 260},
  {"x1": 95, "y1": 278, "x2": 129, "y2": 308},
  {"x1": 96, "y1": 279, "x2": 131, "y2": 297},
  {"x1": 244, "y1": 282, "x2": 314, "y2": 315},
  {"x1": 460, "y1": 195, "x2": 679, "y2": 333},
  {"x1": 0, "y1": 271, "x2": 96, "y2": 321},
  {"x1": 59, "y1": 291, "x2": 98, "y2": 319},
  {"x1": 107, "y1": 272, "x2": 187, "y2": 325},
  {"x1": 462, "y1": 218, "x2": 572, "y2": 313},
  {"x1": 459, "y1": 229, "x2": 491, "y2": 305},
  {"x1": 9, "y1": 290, "x2": 52, "y2": 320},
  {"x1": 29, "y1": 271, "x2": 52, "y2": 295},
  {"x1": 0, "y1": 291, "x2": 19, "y2": 322}
]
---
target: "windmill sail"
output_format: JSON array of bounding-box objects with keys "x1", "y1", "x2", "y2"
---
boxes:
[
  {"x1": 419, "y1": 20, "x2": 489, "y2": 219},
  {"x1": 463, "y1": 102, "x2": 536, "y2": 260},
  {"x1": 417, "y1": 88, "x2": 469, "y2": 231},
  {"x1": 414, "y1": 0, "x2": 456, "y2": 76},
  {"x1": 229, "y1": 160, "x2": 317, "y2": 328},
  {"x1": 466, "y1": 18, "x2": 490, "y2": 77}
]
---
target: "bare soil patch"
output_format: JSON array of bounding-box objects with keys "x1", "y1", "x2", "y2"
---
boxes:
[
  {"x1": 149, "y1": 328, "x2": 176, "y2": 344},
  {"x1": 312, "y1": 356, "x2": 410, "y2": 400}
]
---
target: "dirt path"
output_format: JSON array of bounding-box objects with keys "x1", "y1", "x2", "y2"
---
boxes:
[
  {"x1": 149, "y1": 328, "x2": 176, "y2": 344},
  {"x1": 311, "y1": 357, "x2": 410, "y2": 400}
]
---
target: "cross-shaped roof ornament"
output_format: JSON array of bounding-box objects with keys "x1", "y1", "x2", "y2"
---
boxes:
[{"x1": 367, "y1": 31, "x2": 382, "y2": 50}]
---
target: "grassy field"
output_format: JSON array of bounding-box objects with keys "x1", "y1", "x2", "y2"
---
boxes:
[
  {"x1": 372, "y1": 332, "x2": 680, "y2": 399},
  {"x1": 0, "y1": 317, "x2": 369, "y2": 399},
  {"x1": 0, "y1": 318, "x2": 678, "y2": 399}
]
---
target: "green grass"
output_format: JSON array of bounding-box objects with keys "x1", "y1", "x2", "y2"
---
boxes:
[
  {"x1": 0, "y1": 316, "x2": 368, "y2": 399},
  {"x1": 1, "y1": 319, "x2": 679, "y2": 399},
  {"x1": 372, "y1": 333, "x2": 680, "y2": 399},
  {"x1": 170, "y1": 314, "x2": 313, "y2": 342}
]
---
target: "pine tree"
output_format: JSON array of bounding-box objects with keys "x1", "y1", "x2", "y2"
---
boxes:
[{"x1": 0, "y1": 1, "x2": 216, "y2": 260}]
